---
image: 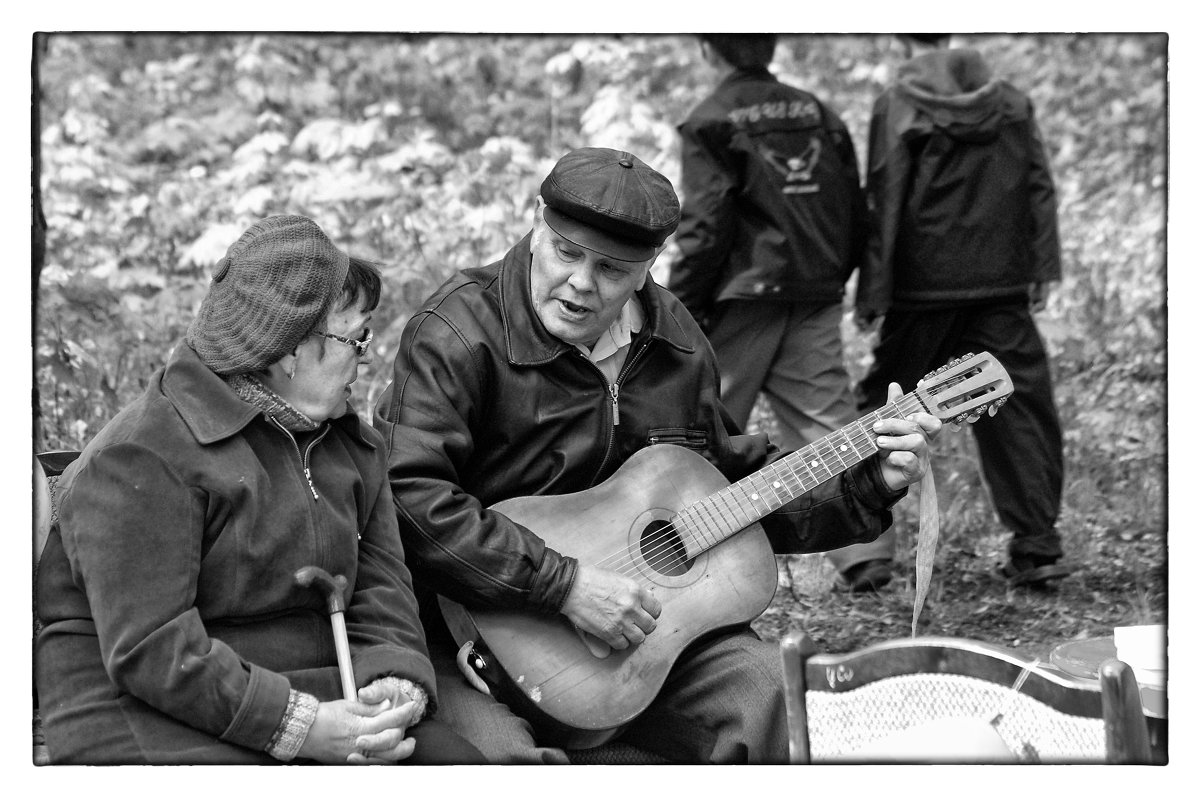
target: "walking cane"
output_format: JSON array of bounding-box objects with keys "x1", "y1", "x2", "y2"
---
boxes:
[{"x1": 295, "y1": 565, "x2": 356, "y2": 700}]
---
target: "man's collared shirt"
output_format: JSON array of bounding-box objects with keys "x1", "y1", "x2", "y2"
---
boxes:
[{"x1": 574, "y1": 298, "x2": 644, "y2": 384}]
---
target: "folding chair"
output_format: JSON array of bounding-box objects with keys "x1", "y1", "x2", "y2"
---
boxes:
[
  {"x1": 33, "y1": 449, "x2": 82, "y2": 766},
  {"x1": 780, "y1": 631, "x2": 1154, "y2": 764}
]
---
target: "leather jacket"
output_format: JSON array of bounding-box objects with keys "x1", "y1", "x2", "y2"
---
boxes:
[
  {"x1": 374, "y1": 234, "x2": 904, "y2": 623},
  {"x1": 668, "y1": 67, "x2": 868, "y2": 325}
]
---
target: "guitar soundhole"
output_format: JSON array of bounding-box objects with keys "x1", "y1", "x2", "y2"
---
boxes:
[{"x1": 639, "y1": 520, "x2": 692, "y2": 576}]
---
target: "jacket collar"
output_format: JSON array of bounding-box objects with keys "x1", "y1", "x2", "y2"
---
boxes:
[
  {"x1": 162, "y1": 342, "x2": 374, "y2": 448},
  {"x1": 497, "y1": 232, "x2": 696, "y2": 366},
  {"x1": 722, "y1": 66, "x2": 776, "y2": 88}
]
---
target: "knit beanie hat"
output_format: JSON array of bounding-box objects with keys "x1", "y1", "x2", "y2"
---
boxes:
[{"x1": 186, "y1": 215, "x2": 350, "y2": 375}]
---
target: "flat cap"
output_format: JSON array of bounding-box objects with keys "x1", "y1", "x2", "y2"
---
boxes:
[{"x1": 540, "y1": 147, "x2": 680, "y2": 262}]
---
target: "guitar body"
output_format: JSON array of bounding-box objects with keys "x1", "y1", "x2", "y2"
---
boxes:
[{"x1": 439, "y1": 444, "x2": 777, "y2": 747}]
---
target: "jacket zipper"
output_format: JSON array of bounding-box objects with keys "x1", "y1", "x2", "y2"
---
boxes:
[
  {"x1": 584, "y1": 340, "x2": 649, "y2": 486},
  {"x1": 268, "y1": 417, "x2": 329, "y2": 501}
]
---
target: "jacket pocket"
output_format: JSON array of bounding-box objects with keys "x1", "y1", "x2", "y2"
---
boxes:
[{"x1": 647, "y1": 427, "x2": 709, "y2": 451}]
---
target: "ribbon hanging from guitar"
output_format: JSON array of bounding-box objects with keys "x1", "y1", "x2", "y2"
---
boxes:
[
  {"x1": 912, "y1": 463, "x2": 939, "y2": 636},
  {"x1": 910, "y1": 355, "x2": 1010, "y2": 636}
]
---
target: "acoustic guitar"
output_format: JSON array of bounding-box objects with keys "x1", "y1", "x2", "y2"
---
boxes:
[{"x1": 439, "y1": 351, "x2": 1013, "y2": 748}]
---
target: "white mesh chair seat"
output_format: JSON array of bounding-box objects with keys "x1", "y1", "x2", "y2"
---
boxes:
[
  {"x1": 780, "y1": 632, "x2": 1154, "y2": 764},
  {"x1": 806, "y1": 672, "x2": 1106, "y2": 762}
]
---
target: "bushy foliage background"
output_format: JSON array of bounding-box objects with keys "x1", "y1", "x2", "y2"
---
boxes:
[{"x1": 33, "y1": 33, "x2": 1167, "y2": 646}]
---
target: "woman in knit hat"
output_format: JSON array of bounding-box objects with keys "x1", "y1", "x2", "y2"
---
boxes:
[{"x1": 35, "y1": 215, "x2": 484, "y2": 764}]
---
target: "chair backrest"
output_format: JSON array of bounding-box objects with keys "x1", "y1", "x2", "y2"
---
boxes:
[
  {"x1": 34, "y1": 450, "x2": 80, "y2": 767},
  {"x1": 35, "y1": 451, "x2": 81, "y2": 560},
  {"x1": 34, "y1": 450, "x2": 81, "y2": 618},
  {"x1": 34, "y1": 456, "x2": 52, "y2": 571},
  {"x1": 780, "y1": 631, "x2": 1153, "y2": 764}
]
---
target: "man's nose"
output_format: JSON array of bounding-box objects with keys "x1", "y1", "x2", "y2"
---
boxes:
[{"x1": 567, "y1": 263, "x2": 597, "y2": 292}]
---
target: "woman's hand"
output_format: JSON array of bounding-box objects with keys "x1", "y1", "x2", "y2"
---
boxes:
[
  {"x1": 297, "y1": 695, "x2": 420, "y2": 764},
  {"x1": 874, "y1": 382, "x2": 942, "y2": 492}
]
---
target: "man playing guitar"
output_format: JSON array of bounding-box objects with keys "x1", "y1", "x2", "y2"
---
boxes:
[{"x1": 373, "y1": 147, "x2": 940, "y2": 763}]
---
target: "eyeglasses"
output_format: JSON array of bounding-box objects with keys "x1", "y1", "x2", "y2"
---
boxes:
[{"x1": 313, "y1": 327, "x2": 373, "y2": 357}]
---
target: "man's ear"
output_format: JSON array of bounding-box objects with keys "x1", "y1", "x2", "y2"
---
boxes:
[
  {"x1": 531, "y1": 196, "x2": 547, "y2": 246},
  {"x1": 639, "y1": 241, "x2": 671, "y2": 288},
  {"x1": 636, "y1": 251, "x2": 661, "y2": 290}
]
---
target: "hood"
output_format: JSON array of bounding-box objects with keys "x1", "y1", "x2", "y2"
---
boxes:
[{"x1": 895, "y1": 48, "x2": 1005, "y2": 142}]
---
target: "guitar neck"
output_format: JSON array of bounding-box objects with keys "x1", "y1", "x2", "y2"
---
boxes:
[{"x1": 674, "y1": 394, "x2": 926, "y2": 558}]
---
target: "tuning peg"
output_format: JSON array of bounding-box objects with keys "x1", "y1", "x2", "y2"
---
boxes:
[{"x1": 988, "y1": 404, "x2": 998, "y2": 417}]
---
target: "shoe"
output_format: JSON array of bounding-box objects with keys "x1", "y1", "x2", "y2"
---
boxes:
[
  {"x1": 834, "y1": 559, "x2": 893, "y2": 593},
  {"x1": 1001, "y1": 556, "x2": 1071, "y2": 589}
]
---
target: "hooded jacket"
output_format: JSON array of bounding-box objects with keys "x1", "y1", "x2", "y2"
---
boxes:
[
  {"x1": 36, "y1": 343, "x2": 434, "y2": 764},
  {"x1": 668, "y1": 67, "x2": 868, "y2": 324},
  {"x1": 374, "y1": 233, "x2": 903, "y2": 631},
  {"x1": 855, "y1": 48, "x2": 1062, "y2": 315}
]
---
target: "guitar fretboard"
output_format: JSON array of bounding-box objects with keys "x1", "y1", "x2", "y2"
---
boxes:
[{"x1": 674, "y1": 395, "x2": 926, "y2": 557}]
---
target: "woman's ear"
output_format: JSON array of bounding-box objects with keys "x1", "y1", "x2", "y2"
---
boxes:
[{"x1": 265, "y1": 351, "x2": 299, "y2": 386}]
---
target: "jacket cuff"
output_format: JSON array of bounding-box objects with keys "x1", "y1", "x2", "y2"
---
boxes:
[
  {"x1": 265, "y1": 690, "x2": 319, "y2": 761},
  {"x1": 529, "y1": 548, "x2": 578, "y2": 614},
  {"x1": 354, "y1": 644, "x2": 438, "y2": 711},
  {"x1": 219, "y1": 663, "x2": 292, "y2": 751},
  {"x1": 367, "y1": 676, "x2": 429, "y2": 724},
  {"x1": 850, "y1": 457, "x2": 908, "y2": 511}
]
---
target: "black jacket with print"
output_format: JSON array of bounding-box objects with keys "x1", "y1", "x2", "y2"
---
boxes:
[{"x1": 668, "y1": 67, "x2": 868, "y2": 324}]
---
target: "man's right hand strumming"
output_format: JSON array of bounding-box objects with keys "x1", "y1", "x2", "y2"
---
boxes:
[{"x1": 561, "y1": 564, "x2": 663, "y2": 652}]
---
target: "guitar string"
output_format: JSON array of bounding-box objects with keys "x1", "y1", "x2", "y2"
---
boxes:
[
  {"x1": 616, "y1": 393, "x2": 938, "y2": 580},
  {"x1": 623, "y1": 382, "x2": 962, "y2": 579},
  {"x1": 636, "y1": 415, "x2": 892, "y2": 575},
  {"x1": 588, "y1": 397, "x2": 929, "y2": 581},
  {"x1": 628, "y1": 380, "x2": 980, "y2": 576},
  {"x1": 604, "y1": 419, "x2": 886, "y2": 580},
  {"x1": 590, "y1": 404, "x2": 904, "y2": 577}
]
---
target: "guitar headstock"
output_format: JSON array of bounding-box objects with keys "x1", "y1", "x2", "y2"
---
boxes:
[{"x1": 915, "y1": 352, "x2": 1013, "y2": 426}]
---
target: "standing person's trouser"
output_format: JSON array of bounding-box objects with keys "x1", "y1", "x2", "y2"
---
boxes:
[
  {"x1": 857, "y1": 302, "x2": 1064, "y2": 562},
  {"x1": 706, "y1": 299, "x2": 894, "y2": 570},
  {"x1": 427, "y1": 625, "x2": 790, "y2": 763}
]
